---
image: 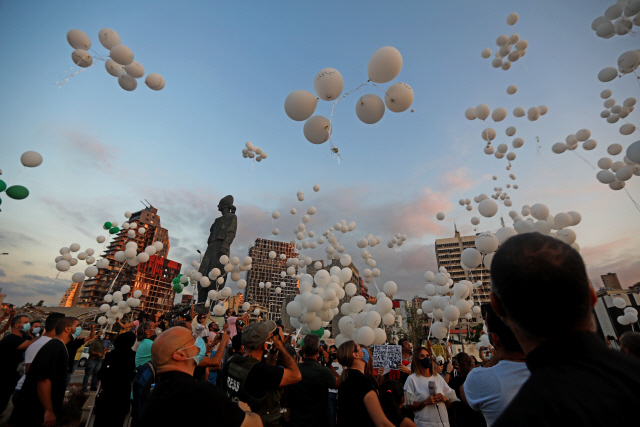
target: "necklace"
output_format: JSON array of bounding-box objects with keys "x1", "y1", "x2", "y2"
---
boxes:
[{"x1": 55, "y1": 337, "x2": 69, "y2": 357}]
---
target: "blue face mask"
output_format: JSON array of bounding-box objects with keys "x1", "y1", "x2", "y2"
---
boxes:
[
  {"x1": 72, "y1": 327, "x2": 82, "y2": 339},
  {"x1": 362, "y1": 347, "x2": 370, "y2": 364},
  {"x1": 32, "y1": 327, "x2": 41, "y2": 335},
  {"x1": 180, "y1": 337, "x2": 207, "y2": 365},
  {"x1": 22, "y1": 323, "x2": 31, "y2": 333}
]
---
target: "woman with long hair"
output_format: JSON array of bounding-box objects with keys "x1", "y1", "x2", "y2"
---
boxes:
[
  {"x1": 378, "y1": 379, "x2": 417, "y2": 427},
  {"x1": 336, "y1": 340, "x2": 395, "y2": 427},
  {"x1": 404, "y1": 346, "x2": 454, "y2": 427}
]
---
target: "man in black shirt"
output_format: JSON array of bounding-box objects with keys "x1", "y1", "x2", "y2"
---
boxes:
[
  {"x1": 65, "y1": 324, "x2": 97, "y2": 387},
  {"x1": 138, "y1": 326, "x2": 261, "y2": 427},
  {"x1": 490, "y1": 233, "x2": 640, "y2": 426},
  {"x1": 288, "y1": 334, "x2": 338, "y2": 427},
  {"x1": 11, "y1": 317, "x2": 79, "y2": 427},
  {"x1": 224, "y1": 320, "x2": 302, "y2": 427},
  {"x1": 0, "y1": 314, "x2": 35, "y2": 414}
]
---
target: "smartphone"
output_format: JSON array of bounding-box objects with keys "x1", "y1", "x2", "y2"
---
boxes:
[{"x1": 428, "y1": 381, "x2": 436, "y2": 396}]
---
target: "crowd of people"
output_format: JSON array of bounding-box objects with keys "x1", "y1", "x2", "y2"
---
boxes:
[{"x1": 1, "y1": 234, "x2": 640, "y2": 426}]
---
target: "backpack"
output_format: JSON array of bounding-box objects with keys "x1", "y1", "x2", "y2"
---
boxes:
[{"x1": 131, "y1": 361, "x2": 157, "y2": 420}]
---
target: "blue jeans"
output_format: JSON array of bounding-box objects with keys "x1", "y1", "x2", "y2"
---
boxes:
[
  {"x1": 82, "y1": 359, "x2": 102, "y2": 389},
  {"x1": 329, "y1": 392, "x2": 338, "y2": 427}
]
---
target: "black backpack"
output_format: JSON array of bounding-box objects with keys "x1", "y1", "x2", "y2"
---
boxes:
[{"x1": 131, "y1": 362, "x2": 156, "y2": 420}]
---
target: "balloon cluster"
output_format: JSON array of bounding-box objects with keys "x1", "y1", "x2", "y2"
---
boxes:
[
  {"x1": 613, "y1": 297, "x2": 638, "y2": 325},
  {"x1": 465, "y1": 104, "x2": 546, "y2": 159},
  {"x1": 386, "y1": 233, "x2": 407, "y2": 248},
  {"x1": 54, "y1": 243, "x2": 106, "y2": 281},
  {"x1": 595, "y1": 143, "x2": 640, "y2": 190},
  {"x1": 591, "y1": 2, "x2": 640, "y2": 39},
  {"x1": 65, "y1": 28, "x2": 164, "y2": 91},
  {"x1": 597, "y1": 50, "x2": 640, "y2": 83},
  {"x1": 284, "y1": 46, "x2": 413, "y2": 151},
  {"x1": 551, "y1": 129, "x2": 597, "y2": 153},
  {"x1": 480, "y1": 13, "x2": 528, "y2": 71},
  {"x1": 241, "y1": 142, "x2": 268, "y2": 164},
  {"x1": 113, "y1": 240, "x2": 163, "y2": 267},
  {"x1": 599, "y1": 91, "x2": 636, "y2": 135},
  {"x1": 97, "y1": 287, "x2": 143, "y2": 326},
  {"x1": 0, "y1": 151, "x2": 43, "y2": 208},
  {"x1": 421, "y1": 267, "x2": 482, "y2": 339}
]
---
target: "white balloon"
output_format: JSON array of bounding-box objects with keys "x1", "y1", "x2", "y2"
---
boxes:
[
  {"x1": 596, "y1": 170, "x2": 616, "y2": 184},
  {"x1": 355, "y1": 94, "x2": 385, "y2": 124},
  {"x1": 478, "y1": 199, "x2": 498, "y2": 218},
  {"x1": 507, "y1": 85, "x2": 517, "y2": 95},
  {"x1": 613, "y1": 297, "x2": 626, "y2": 309},
  {"x1": 384, "y1": 82, "x2": 414, "y2": 113},
  {"x1": 475, "y1": 104, "x2": 490, "y2": 121},
  {"x1": 481, "y1": 48, "x2": 492, "y2": 58},
  {"x1": 482, "y1": 128, "x2": 497, "y2": 141},
  {"x1": 314, "y1": 68, "x2": 344, "y2": 101},
  {"x1": 608, "y1": 144, "x2": 623, "y2": 156},
  {"x1": 556, "y1": 229, "x2": 577, "y2": 245},
  {"x1": 71, "y1": 49, "x2": 93, "y2": 67},
  {"x1": 303, "y1": 115, "x2": 331, "y2": 144},
  {"x1": 20, "y1": 151, "x2": 43, "y2": 168},
  {"x1": 475, "y1": 232, "x2": 499, "y2": 253},
  {"x1": 436, "y1": 212, "x2": 445, "y2": 221},
  {"x1": 67, "y1": 29, "x2": 91, "y2": 50},
  {"x1": 598, "y1": 67, "x2": 619, "y2": 82},
  {"x1": 98, "y1": 28, "x2": 121, "y2": 50},
  {"x1": 85, "y1": 266, "x2": 99, "y2": 278},
  {"x1": 461, "y1": 248, "x2": 481, "y2": 268},
  {"x1": 145, "y1": 73, "x2": 165, "y2": 91},
  {"x1": 71, "y1": 272, "x2": 86, "y2": 283},
  {"x1": 530, "y1": 203, "x2": 549, "y2": 221},
  {"x1": 620, "y1": 124, "x2": 636, "y2": 135},
  {"x1": 583, "y1": 140, "x2": 597, "y2": 150},
  {"x1": 492, "y1": 107, "x2": 507, "y2": 122},
  {"x1": 465, "y1": 107, "x2": 476, "y2": 120},
  {"x1": 505, "y1": 126, "x2": 516, "y2": 137},
  {"x1": 506, "y1": 12, "x2": 519, "y2": 25},
  {"x1": 431, "y1": 322, "x2": 448, "y2": 340},
  {"x1": 367, "y1": 46, "x2": 403, "y2": 83},
  {"x1": 118, "y1": 74, "x2": 137, "y2": 91},
  {"x1": 110, "y1": 45, "x2": 134, "y2": 66},
  {"x1": 627, "y1": 140, "x2": 640, "y2": 164},
  {"x1": 284, "y1": 90, "x2": 317, "y2": 121},
  {"x1": 124, "y1": 61, "x2": 145, "y2": 78}
]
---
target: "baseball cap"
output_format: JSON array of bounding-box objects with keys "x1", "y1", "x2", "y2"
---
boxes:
[
  {"x1": 241, "y1": 320, "x2": 277, "y2": 349},
  {"x1": 435, "y1": 356, "x2": 444, "y2": 364}
]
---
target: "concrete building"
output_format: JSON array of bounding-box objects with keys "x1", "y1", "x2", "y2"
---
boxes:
[
  {"x1": 226, "y1": 292, "x2": 245, "y2": 314},
  {"x1": 244, "y1": 238, "x2": 299, "y2": 321},
  {"x1": 59, "y1": 282, "x2": 81, "y2": 307},
  {"x1": 77, "y1": 205, "x2": 181, "y2": 314},
  {"x1": 435, "y1": 226, "x2": 491, "y2": 304},
  {"x1": 594, "y1": 287, "x2": 640, "y2": 340},
  {"x1": 601, "y1": 272, "x2": 622, "y2": 290}
]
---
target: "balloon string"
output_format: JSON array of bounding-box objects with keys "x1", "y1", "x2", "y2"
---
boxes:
[
  {"x1": 623, "y1": 188, "x2": 640, "y2": 214},
  {"x1": 49, "y1": 272, "x2": 60, "y2": 286},
  {"x1": 570, "y1": 150, "x2": 596, "y2": 169},
  {"x1": 55, "y1": 60, "x2": 98, "y2": 88},
  {"x1": 6, "y1": 166, "x2": 25, "y2": 186}
]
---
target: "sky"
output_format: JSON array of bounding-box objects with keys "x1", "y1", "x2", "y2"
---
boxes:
[{"x1": 1, "y1": 1, "x2": 639, "y2": 307}]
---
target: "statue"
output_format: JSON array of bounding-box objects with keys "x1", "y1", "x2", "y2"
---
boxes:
[{"x1": 195, "y1": 195, "x2": 237, "y2": 312}]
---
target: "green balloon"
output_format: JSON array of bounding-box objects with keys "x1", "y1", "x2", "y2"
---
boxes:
[
  {"x1": 109, "y1": 226, "x2": 120, "y2": 234},
  {"x1": 0, "y1": 197, "x2": 2, "y2": 206},
  {"x1": 0, "y1": 179, "x2": 6, "y2": 192},
  {"x1": 103, "y1": 221, "x2": 112, "y2": 230},
  {"x1": 172, "y1": 277, "x2": 180, "y2": 284},
  {"x1": 5, "y1": 185, "x2": 29, "y2": 200},
  {"x1": 177, "y1": 273, "x2": 183, "y2": 278},
  {"x1": 172, "y1": 283, "x2": 182, "y2": 293},
  {"x1": 311, "y1": 328, "x2": 324, "y2": 338}
]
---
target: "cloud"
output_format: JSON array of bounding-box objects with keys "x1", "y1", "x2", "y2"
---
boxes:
[
  {"x1": 580, "y1": 237, "x2": 640, "y2": 289},
  {"x1": 0, "y1": 269, "x2": 5, "y2": 277},
  {"x1": 437, "y1": 167, "x2": 478, "y2": 195},
  {"x1": 0, "y1": 274, "x2": 72, "y2": 306},
  {"x1": 22, "y1": 261, "x2": 33, "y2": 266},
  {"x1": 0, "y1": 231, "x2": 39, "y2": 248},
  {"x1": 59, "y1": 129, "x2": 117, "y2": 169}
]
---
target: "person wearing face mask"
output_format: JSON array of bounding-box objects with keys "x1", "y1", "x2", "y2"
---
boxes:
[
  {"x1": 135, "y1": 321, "x2": 157, "y2": 368},
  {"x1": 65, "y1": 324, "x2": 97, "y2": 388},
  {"x1": 336, "y1": 340, "x2": 395, "y2": 427},
  {"x1": 25, "y1": 320, "x2": 42, "y2": 340},
  {"x1": 11, "y1": 317, "x2": 80, "y2": 427},
  {"x1": 138, "y1": 326, "x2": 262, "y2": 427},
  {"x1": 13, "y1": 313, "x2": 65, "y2": 403},
  {"x1": 0, "y1": 314, "x2": 37, "y2": 416},
  {"x1": 403, "y1": 346, "x2": 454, "y2": 427}
]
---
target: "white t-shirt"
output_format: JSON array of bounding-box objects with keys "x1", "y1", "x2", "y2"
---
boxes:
[
  {"x1": 404, "y1": 373, "x2": 452, "y2": 427},
  {"x1": 329, "y1": 361, "x2": 343, "y2": 393},
  {"x1": 463, "y1": 360, "x2": 530, "y2": 427},
  {"x1": 15, "y1": 336, "x2": 52, "y2": 391}
]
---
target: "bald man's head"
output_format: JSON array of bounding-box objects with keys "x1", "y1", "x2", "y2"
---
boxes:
[{"x1": 151, "y1": 326, "x2": 198, "y2": 373}]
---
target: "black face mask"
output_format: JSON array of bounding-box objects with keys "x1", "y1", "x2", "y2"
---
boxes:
[{"x1": 419, "y1": 357, "x2": 432, "y2": 369}]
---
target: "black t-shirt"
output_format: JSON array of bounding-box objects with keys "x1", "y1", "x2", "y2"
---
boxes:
[
  {"x1": 139, "y1": 371, "x2": 246, "y2": 427},
  {"x1": 0, "y1": 333, "x2": 27, "y2": 383},
  {"x1": 66, "y1": 338, "x2": 85, "y2": 373},
  {"x1": 337, "y1": 369, "x2": 376, "y2": 427},
  {"x1": 12, "y1": 339, "x2": 69, "y2": 424},
  {"x1": 243, "y1": 359, "x2": 284, "y2": 399},
  {"x1": 495, "y1": 332, "x2": 640, "y2": 426},
  {"x1": 289, "y1": 359, "x2": 337, "y2": 427}
]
